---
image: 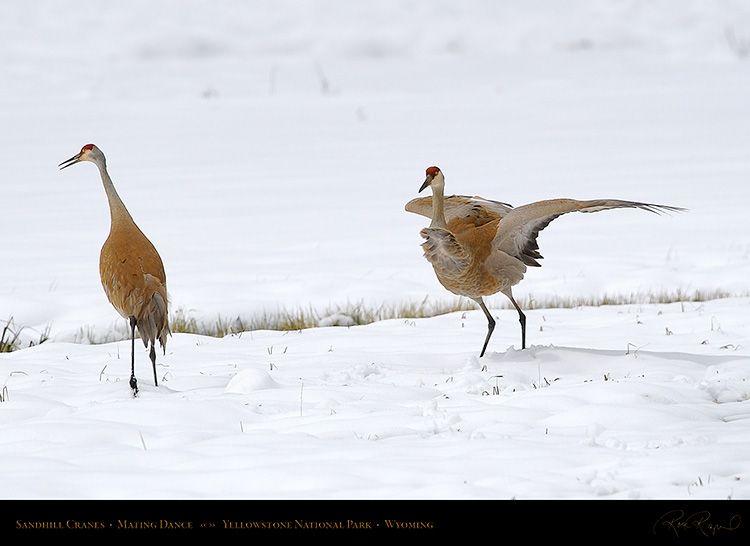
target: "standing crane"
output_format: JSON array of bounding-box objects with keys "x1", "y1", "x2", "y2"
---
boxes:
[
  {"x1": 406, "y1": 166, "x2": 684, "y2": 357},
  {"x1": 59, "y1": 144, "x2": 170, "y2": 395}
]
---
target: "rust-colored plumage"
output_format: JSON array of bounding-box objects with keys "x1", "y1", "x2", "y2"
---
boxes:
[
  {"x1": 59, "y1": 144, "x2": 170, "y2": 395},
  {"x1": 406, "y1": 166, "x2": 684, "y2": 357}
]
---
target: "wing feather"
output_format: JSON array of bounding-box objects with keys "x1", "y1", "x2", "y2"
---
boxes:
[
  {"x1": 406, "y1": 194, "x2": 514, "y2": 229},
  {"x1": 493, "y1": 198, "x2": 685, "y2": 267}
]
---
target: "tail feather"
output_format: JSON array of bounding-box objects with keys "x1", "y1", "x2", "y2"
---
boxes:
[{"x1": 136, "y1": 281, "x2": 170, "y2": 353}]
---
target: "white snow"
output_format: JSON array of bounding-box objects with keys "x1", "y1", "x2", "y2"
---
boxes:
[{"x1": 1, "y1": 0, "x2": 750, "y2": 505}]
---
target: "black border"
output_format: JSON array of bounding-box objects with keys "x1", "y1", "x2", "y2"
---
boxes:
[{"x1": 3, "y1": 500, "x2": 748, "y2": 541}]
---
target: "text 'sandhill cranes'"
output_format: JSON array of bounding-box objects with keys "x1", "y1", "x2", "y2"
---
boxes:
[
  {"x1": 59, "y1": 144, "x2": 170, "y2": 395},
  {"x1": 406, "y1": 166, "x2": 684, "y2": 357}
]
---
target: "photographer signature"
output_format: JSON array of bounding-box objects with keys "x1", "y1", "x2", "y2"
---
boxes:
[{"x1": 653, "y1": 510, "x2": 741, "y2": 537}]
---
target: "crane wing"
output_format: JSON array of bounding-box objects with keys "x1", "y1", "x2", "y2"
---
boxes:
[
  {"x1": 406, "y1": 194, "x2": 514, "y2": 230},
  {"x1": 419, "y1": 227, "x2": 470, "y2": 273},
  {"x1": 492, "y1": 198, "x2": 685, "y2": 267}
]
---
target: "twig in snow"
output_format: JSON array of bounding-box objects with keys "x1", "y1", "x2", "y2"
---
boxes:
[
  {"x1": 726, "y1": 27, "x2": 750, "y2": 59},
  {"x1": 315, "y1": 62, "x2": 331, "y2": 95},
  {"x1": 269, "y1": 65, "x2": 278, "y2": 95},
  {"x1": 626, "y1": 342, "x2": 648, "y2": 357}
]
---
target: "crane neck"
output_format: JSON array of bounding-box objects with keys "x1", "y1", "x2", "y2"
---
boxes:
[
  {"x1": 96, "y1": 163, "x2": 135, "y2": 229},
  {"x1": 429, "y1": 182, "x2": 448, "y2": 229}
]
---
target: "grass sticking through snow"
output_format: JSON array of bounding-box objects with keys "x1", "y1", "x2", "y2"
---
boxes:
[
  {"x1": 1, "y1": 317, "x2": 50, "y2": 352},
  {"x1": 172, "y1": 288, "x2": 740, "y2": 338},
  {"x1": 3, "y1": 288, "x2": 743, "y2": 349},
  {"x1": 1, "y1": 318, "x2": 22, "y2": 353},
  {"x1": 170, "y1": 297, "x2": 479, "y2": 337}
]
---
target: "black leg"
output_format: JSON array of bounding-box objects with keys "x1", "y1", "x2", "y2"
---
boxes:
[
  {"x1": 506, "y1": 293, "x2": 527, "y2": 349},
  {"x1": 150, "y1": 344, "x2": 158, "y2": 386},
  {"x1": 476, "y1": 298, "x2": 496, "y2": 358},
  {"x1": 128, "y1": 317, "x2": 138, "y2": 396}
]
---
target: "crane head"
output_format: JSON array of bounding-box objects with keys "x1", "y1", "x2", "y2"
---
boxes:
[
  {"x1": 59, "y1": 144, "x2": 105, "y2": 170},
  {"x1": 419, "y1": 166, "x2": 443, "y2": 192}
]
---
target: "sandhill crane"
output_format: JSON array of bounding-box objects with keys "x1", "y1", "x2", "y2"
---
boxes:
[
  {"x1": 59, "y1": 144, "x2": 170, "y2": 395},
  {"x1": 406, "y1": 166, "x2": 684, "y2": 357}
]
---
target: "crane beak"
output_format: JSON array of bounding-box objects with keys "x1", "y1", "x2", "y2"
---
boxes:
[
  {"x1": 58, "y1": 153, "x2": 82, "y2": 170},
  {"x1": 419, "y1": 175, "x2": 433, "y2": 193}
]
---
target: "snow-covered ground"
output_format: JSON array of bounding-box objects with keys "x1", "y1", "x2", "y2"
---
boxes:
[{"x1": 2, "y1": 0, "x2": 750, "y2": 510}]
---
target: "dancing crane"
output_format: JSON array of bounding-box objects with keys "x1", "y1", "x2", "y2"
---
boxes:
[{"x1": 406, "y1": 166, "x2": 684, "y2": 357}]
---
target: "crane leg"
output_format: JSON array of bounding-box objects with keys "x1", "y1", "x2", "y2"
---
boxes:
[
  {"x1": 504, "y1": 291, "x2": 527, "y2": 349},
  {"x1": 475, "y1": 298, "x2": 496, "y2": 358},
  {"x1": 128, "y1": 316, "x2": 139, "y2": 396},
  {"x1": 150, "y1": 344, "x2": 158, "y2": 387}
]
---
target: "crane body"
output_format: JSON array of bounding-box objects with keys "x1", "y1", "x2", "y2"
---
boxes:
[{"x1": 60, "y1": 144, "x2": 169, "y2": 395}]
